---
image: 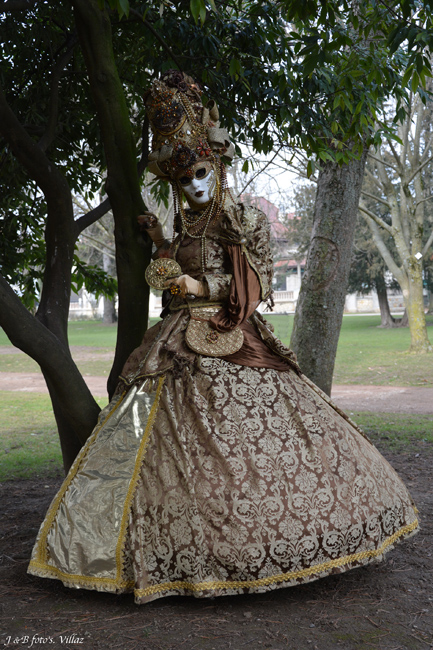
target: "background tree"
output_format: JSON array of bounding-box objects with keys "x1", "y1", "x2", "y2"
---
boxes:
[
  {"x1": 73, "y1": 202, "x2": 118, "y2": 325},
  {"x1": 284, "y1": 177, "x2": 408, "y2": 329},
  {"x1": 359, "y1": 93, "x2": 433, "y2": 352},
  {"x1": 2, "y1": 0, "x2": 433, "y2": 468},
  {"x1": 347, "y1": 218, "x2": 408, "y2": 328}
]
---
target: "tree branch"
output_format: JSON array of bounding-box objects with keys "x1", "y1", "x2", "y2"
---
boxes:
[
  {"x1": 422, "y1": 229, "x2": 433, "y2": 257},
  {"x1": 387, "y1": 139, "x2": 403, "y2": 170},
  {"x1": 0, "y1": 271, "x2": 100, "y2": 451},
  {"x1": 0, "y1": 81, "x2": 76, "y2": 344},
  {"x1": 407, "y1": 154, "x2": 433, "y2": 185},
  {"x1": 364, "y1": 165, "x2": 384, "y2": 191},
  {"x1": 360, "y1": 189, "x2": 391, "y2": 209},
  {"x1": 359, "y1": 202, "x2": 394, "y2": 234},
  {"x1": 80, "y1": 233, "x2": 115, "y2": 256},
  {"x1": 75, "y1": 196, "x2": 112, "y2": 233},
  {"x1": 415, "y1": 194, "x2": 433, "y2": 208},
  {"x1": 238, "y1": 146, "x2": 283, "y2": 197},
  {"x1": 38, "y1": 35, "x2": 77, "y2": 152},
  {"x1": 129, "y1": 8, "x2": 183, "y2": 71},
  {"x1": 420, "y1": 133, "x2": 433, "y2": 165},
  {"x1": 0, "y1": 82, "x2": 69, "y2": 201},
  {"x1": 367, "y1": 151, "x2": 399, "y2": 173},
  {"x1": 362, "y1": 215, "x2": 404, "y2": 284}
]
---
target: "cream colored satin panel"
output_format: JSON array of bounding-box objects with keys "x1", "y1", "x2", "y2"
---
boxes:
[{"x1": 44, "y1": 384, "x2": 159, "y2": 580}]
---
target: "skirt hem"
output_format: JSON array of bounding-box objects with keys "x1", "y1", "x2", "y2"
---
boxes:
[{"x1": 28, "y1": 517, "x2": 418, "y2": 603}]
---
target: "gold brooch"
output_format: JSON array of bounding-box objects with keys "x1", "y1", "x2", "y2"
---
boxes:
[{"x1": 205, "y1": 330, "x2": 220, "y2": 344}]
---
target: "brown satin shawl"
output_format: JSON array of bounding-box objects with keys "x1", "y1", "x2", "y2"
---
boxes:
[{"x1": 209, "y1": 245, "x2": 291, "y2": 371}]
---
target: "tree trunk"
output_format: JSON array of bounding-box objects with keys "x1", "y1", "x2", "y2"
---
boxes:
[
  {"x1": 399, "y1": 309, "x2": 409, "y2": 327},
  {"x1": 0, "y1": 83, "x2": 102, "y2": 471},
  {"x1": 376, "y1": 281, "x2": 409, "y2": 328},
  {"x1": 74, "y1": 0, "x2": 152, "y2": 398},
  {"x1": 376, "y1": 276, "x2": 395, "y2": 328},
  {"x1": 0, "y1": 275, "x2": 101, "y2": 472},
  {"x1": 103, "y1": 297, "x2": 117, "y2": 324},
  {"x1": 290, "y1": 149, "x2": 368, "y2": 395},
  {"x1": 402, "y1": 260, "x2": 431, "y2": 352},
  {"x1": 389, "y1": 307, "x2": 409, "y2": 328}
]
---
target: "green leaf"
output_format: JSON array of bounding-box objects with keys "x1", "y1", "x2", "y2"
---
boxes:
[
  {"x1": 401, "y1": 65, "x2": 414, "y2": 89},
  {"x1": 241, "y1": 160, "x2": 249, "y2": 174},
  {"x1": 318, "y1": 151, "x2": 333, "y2": 162},
  {"x1": 229, "y1": 57, "x2": 241, "y2": 78},
  {"x1": 190, "y1": 0, "x2": 201, "y2": 24},
  {"x1": 199, "y1": 1, "x2": 206, "y2": 24},
  {"x1": 117, "y1": 0, "x2": 129, "y2": 18},
  {"x1": 354, "y1": 100, "x2": 363, "y2": 116}
]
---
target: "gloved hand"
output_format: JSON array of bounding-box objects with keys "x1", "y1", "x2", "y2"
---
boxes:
[
  {"x1": 137, "y1": 213, "x2": 166, "y2": 248},
  {"x1": 164, "y1": 274, "x2": 207, "y2": 297}
]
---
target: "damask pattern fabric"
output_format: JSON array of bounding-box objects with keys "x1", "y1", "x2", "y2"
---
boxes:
[
  {"x1": 28, "y1": 202, "x2": 418, "y2": 603},
  {"x1": 125, "y1": 360, "x2": 417, "y2": 603}
]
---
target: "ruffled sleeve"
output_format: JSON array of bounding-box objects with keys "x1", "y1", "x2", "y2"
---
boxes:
[{"x1": 209, "y1": 204, "x2": 273, "y2": 332}]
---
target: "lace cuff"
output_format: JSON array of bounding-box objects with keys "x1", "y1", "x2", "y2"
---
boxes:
[{"x1": 203, "y1": 274, "x2": 232, "y2": 301}]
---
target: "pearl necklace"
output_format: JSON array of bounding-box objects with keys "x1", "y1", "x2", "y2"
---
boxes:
[
  {"x1": 171, "y1": 161, "x2": 229, "y2": 273},
  {"x1": 179, "y1": 183, "x2": 224, "y2": 272}
]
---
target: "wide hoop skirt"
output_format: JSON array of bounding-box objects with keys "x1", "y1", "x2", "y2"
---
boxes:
[{"x1": 28, "y1": 356, "x2": 418, "y2": 604}]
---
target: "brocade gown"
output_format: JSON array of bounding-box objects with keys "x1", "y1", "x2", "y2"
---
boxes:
[{"x1": 28, "y1": 203, "x2": 418, "y2": 604}]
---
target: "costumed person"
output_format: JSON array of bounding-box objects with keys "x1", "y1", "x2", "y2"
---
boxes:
[{"x1": 28, "y1": 71, "x2": 418, "y2": 604}]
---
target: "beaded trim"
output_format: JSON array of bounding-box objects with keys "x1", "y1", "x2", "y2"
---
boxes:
[{"x1": 134, "y1": 517, "x2": 419, "y2": 599}]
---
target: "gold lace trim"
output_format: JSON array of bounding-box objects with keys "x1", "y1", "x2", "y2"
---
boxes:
[
  {"x1": 29, "y1": 376, "x2": 165, "y2": 590},
  {"x1": 117, "y1": 375, "x2": 165, "y2": 582},
  {"x1": 134, "y1": 517, "x2": 419, "y2": 598}
]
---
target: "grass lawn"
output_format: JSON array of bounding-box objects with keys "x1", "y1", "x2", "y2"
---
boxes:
[
  {"x1": 1, "y1": 315, "x2": 432, "y2": 479},
  {"x1": 264, "y1": 313, "x2": 433, "y2": 386},
  {"x1": 351, "y1": 412, "x2": 433, "y2": 453},
  {"x1": 1, "y1": 315, "x2": 433, "y2": 385},
  {"x1": 0, "y1": 392, "x2": 107, "y2": 481},
  {"x1": 1, "y1": 390, "x2": 431, "y2": 481}
]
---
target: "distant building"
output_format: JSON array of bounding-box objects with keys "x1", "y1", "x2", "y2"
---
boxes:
[
  {"x1": 241, "y1": 194, "x2": 305, "y2": 313},
  {"x1": 69, "y1": 289, "x2": 104, "y2": 320}
]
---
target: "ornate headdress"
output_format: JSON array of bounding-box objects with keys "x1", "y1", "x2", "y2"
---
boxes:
[
  {"x1": 144, "y1": 70, "x2": 235, "y2": 180},
  {"x1": 144, "y1": 71, "x2": 236, "y2": 273}
]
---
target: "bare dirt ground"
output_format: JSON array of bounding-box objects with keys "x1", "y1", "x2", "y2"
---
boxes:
[
  {"x1": 0, "y1": 444, "x2": 432, "y2": 650},
  {"x1": 1, "y1": 364, "x2": 432, "y2": 649}
]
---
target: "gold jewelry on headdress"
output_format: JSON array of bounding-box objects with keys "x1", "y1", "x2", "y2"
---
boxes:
[
  {"x1": 144, "y1": 70, "x2": 235, "y2": 180},
  {"x1": 144, "y1": 71, "x2": 234, "y2": 273}
]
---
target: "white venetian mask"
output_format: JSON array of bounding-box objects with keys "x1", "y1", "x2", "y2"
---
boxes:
[{"x1": 177, "y1": 162, "x2": 216, "y2": 208}]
